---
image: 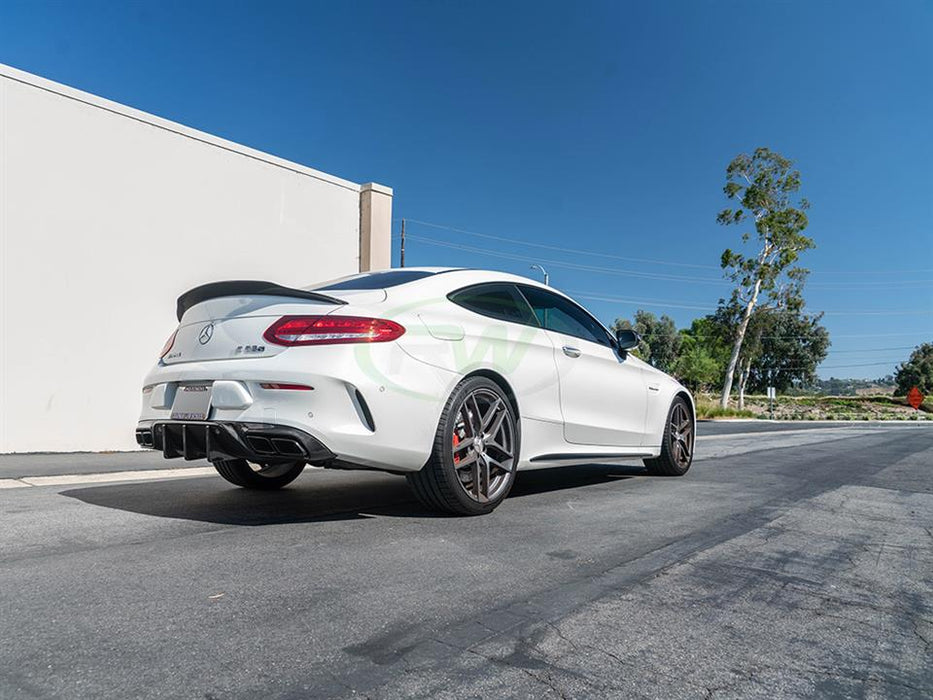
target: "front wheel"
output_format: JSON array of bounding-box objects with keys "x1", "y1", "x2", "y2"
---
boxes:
[
  {"x1": 213, "y1": 459, "x2": 306, "y2": 490},
  {"x1": 643, "y1": 396, "x2": 694, "y2": 476},
  {"x1": 407, "y1": 376, "x2": 518, "y2": 515}
]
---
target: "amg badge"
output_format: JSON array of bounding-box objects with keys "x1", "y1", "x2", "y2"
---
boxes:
[{"x1": 235, "y1": 345, "x2": 266, "y2": 354}]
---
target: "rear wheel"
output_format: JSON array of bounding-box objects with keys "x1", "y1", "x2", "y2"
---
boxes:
[
  {"x1": 213, "y1": 459, "x2": 305, "y2": 490},
  {"x1": 644, "y1": 396, "x2": 694, "y2": 476},
  {"x1": 407, "y1": 377, "x2": 518, "y2": 515}
]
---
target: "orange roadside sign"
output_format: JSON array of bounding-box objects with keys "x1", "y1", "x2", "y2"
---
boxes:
[{"x1": 907, "y1": 386, "x2": 924, "y2": 410}]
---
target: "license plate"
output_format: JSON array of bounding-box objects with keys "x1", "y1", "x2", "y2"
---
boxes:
[{"x1": 170, "y1": 383, "x2": 213, "y2": 421}]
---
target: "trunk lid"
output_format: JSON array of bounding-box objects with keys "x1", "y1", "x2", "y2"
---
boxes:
[
  {"x1": 162, "y1": 287, "x2": 388, "y2": 365},
  {"x1": 164, "y1": 296, "x2": 342, "y2": 364}
]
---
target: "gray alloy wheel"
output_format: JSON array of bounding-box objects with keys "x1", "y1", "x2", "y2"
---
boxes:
[
  {"x1": 644, "y1": 396, "x2": 694, "y2": 476},
  {"x1": 213, "y1": 459, "x2": 306, "y2": 490},
  {"x1": 450, "y1": 387, "x2": 516, "y2": 504},
  {"x1": 407, "y1": 376, "x2": 518, "y2": 515}
]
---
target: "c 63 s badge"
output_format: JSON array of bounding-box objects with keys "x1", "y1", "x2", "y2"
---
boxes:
[{"x1": 235, "y1": 345, "x2": 266, "y2": 355}]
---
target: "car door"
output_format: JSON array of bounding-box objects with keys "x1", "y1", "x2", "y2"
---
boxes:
[
  {"x1": 444, "y1": 283, "x2": 564, "y2": 426},
  {"x1": 517, "y1": 285, "x2": 647, "y2": 447}
]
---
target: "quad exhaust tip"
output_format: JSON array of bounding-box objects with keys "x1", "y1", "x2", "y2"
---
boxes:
[{"x1": 243, "y1": 435, "x2": 306, "y2": 457}]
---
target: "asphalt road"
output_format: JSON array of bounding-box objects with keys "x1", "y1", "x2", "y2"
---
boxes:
[
  {"x1": 1, "y1": 422, "x2": 931, "y2": 699},
  {"x1": 0, "y1": 420, "x2": 923, "y2": 478}
]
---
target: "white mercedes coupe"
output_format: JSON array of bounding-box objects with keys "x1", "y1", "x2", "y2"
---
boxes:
[{"x1": 137, "y1": 268, "x2": 695, "y2": 515}]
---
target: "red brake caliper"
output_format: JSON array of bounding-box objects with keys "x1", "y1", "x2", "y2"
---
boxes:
[{"x1": 452, "y1": 431, "x2": 461, "y2": 464}]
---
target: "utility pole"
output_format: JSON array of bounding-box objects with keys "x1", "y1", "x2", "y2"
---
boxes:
[
  {"x1": 530, "y1": 264, "x2": 549, "y2": 286},
  {"x1": 400, "y1": 218, "x2": 406, "y2": 268}
]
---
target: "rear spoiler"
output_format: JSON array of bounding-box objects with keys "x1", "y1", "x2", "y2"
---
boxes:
[{"x1": 176, "y1": 280, "x2": 346, "y2": 321}]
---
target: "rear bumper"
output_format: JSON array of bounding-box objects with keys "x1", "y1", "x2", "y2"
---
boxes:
[
  {"x1": 136, "y1": 343, "x2": 463, "y2": 472},
  {"x1": 136, "y1": 420, "x2": 335, "y2": 464}
]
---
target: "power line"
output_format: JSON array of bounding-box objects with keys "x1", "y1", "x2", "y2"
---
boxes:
[
  {"x1": 568, "y1": 290, "x2": 933, "y2": 317},
  {"x1": 686, "y1": 333, "x2": 926, "y2": 340},
  {"x1": 406, "y1": 235, "x2": 729, "y2": 285},
  {"x1": 808, "y1": 280, "x2": 933, "y2": 289},
  {"x1": 818, "y1": 361, "x2": 902, "y2": 369},
  {"x1": 802, "y1": 268, "x2": 933, "y2": 276},
  {"x1": 570, "y1": 292, "x2": 715, "y2": 311},
  {"x1": 821, "y1": 309, "x2": 933, "y2": 316},
  {"x1": 403, "y1": 231, "x2": 933, "y2": 291},
  {"x1": 399, "y1": 217, "x2": 933, "y2": 277},
  {"x1": 403, "y1": 218, "x2": 722, "y2": 270},
  {"x1": 763, "y1": 361, "x2": 902, "y2": 370},
  {"x1": 716, "y1": 361, "x2": 901, "y2": 371},
  {"x1": 826, "y1": 346, "x2": 917, "y2": 353},
  {"x1": 829, "y1": 332, "x2": 932, "y2": 338}
]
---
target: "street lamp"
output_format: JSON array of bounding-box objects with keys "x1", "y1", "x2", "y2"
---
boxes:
[{"x1": 530, "y1": 264, "x2": 549, "y2": 286}]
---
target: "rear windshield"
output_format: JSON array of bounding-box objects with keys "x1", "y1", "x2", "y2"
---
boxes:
[{"x1": 312, "y1": 270, "x2": 437, "y2": 291}]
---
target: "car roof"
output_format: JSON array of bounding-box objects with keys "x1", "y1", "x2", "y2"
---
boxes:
[
  {"x1": 306, "y1": 267, "x2": 615, "y2": 337},
  {"x1": 308, "y1": 267, "x2": 553, "y2": 292}
]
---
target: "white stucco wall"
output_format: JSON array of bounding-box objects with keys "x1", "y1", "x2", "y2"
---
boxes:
[{"x1": 0, "y1": 64, "x2": 391, "y2": 452}]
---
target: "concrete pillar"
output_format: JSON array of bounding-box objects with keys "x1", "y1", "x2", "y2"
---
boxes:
[{"x1": 359, "y1": 182, "x2": 393, "y2": 272}]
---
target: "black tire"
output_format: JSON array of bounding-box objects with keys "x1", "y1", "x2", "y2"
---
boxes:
[
  {"x1": 407, "y1": 376, "x2": 519, "y2": 516},
  {"x1": 212, "y1": 459, "x2": 306, "y2": 490},
  {"x1": 644, "y1": 396, "x2": 694, "y2": 477}
]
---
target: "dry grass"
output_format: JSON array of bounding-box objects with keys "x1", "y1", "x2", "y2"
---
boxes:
[
  {"x1": 694, "y1": 393, "x2": 932, "y2": 421},
  {"x1": 695, "y1": 398, "x2": 756, "y2": 420}
]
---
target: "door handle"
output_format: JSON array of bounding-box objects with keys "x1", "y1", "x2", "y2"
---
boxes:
[{"x1": 562, "y1": 346, "x2": 581, "y2": 358}]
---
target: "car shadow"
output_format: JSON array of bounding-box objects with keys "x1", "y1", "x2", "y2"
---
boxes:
[{"x1": 61, "y1": 463, "x2": 647, "y2": 526}]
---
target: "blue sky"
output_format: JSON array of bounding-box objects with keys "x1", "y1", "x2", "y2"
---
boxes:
[{"x1": 1, "y1": 0, "x2": 930, "y2": 379}]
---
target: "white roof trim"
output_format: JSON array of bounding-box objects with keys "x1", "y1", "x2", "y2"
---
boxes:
[{"x1": 0, "y1": 62, "x2": 363, "y2": 192}]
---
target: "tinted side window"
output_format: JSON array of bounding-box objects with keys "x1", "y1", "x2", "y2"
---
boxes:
[
  {"x1": 518, "y1": 286, "x2": 611, "y2": 346},
  {"x1": 448, "y1": 284, "x2": 539, "y2": 326}
]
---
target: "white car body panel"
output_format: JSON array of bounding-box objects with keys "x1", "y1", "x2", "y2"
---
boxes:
[
  {"x1": 544, "y1": 327, "x2": 648, "y2": 447},
  {"x1": 137, "y1": 268, "x2": 693, "y2": 473}
]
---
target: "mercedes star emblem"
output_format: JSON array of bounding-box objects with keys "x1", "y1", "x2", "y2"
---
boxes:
[{"x1": 198, "y1": 323, "x2": 214, "y2": 345}]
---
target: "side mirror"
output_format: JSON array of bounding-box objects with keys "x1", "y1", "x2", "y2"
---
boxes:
[{"x1": 615, "y1": 328, "x2": 640, "y2": 351}]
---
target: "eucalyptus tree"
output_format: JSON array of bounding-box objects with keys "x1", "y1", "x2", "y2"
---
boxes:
[{"x1": 716, "y1": 147, "x2": 815, "y2": 407}]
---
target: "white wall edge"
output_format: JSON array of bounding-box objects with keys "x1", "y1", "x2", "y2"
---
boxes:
[
  {"x1": 360, "y1": 182, "x2": 394, "y2": 196},
  {"x1": 0, "y1": 61, "x2": 362, "y2": 193}
]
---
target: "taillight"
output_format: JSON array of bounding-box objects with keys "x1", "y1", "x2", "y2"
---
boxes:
[
  {"x1": 160, "y1": 329, "x2": 178, "y2": 358},
  {"x1": 263, "y1": 315, "x2": 405, "y2": 346},
  {"x1": 259, "y1": 383, "x2": 314, "y2": 390}
]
